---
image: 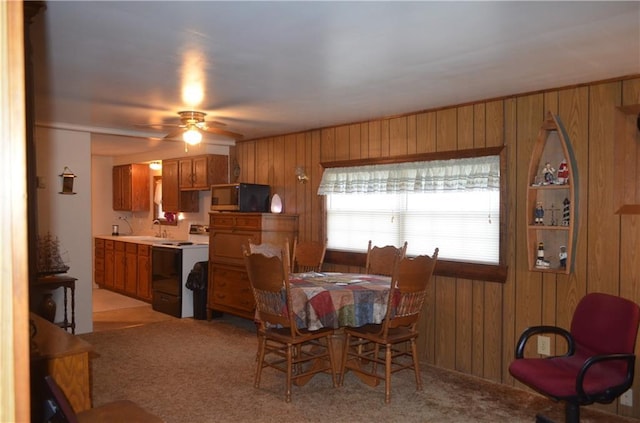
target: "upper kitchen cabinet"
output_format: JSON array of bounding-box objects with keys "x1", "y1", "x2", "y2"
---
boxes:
[
  {"x1": 161, "y1": 159, "x2": 198, "y2": 213},
  {"x1": 179, "y1": 154, "x2": 228, "y2": 190},
  {"x1": 112, "y1": 164, "x2": 150, "y2": 211}
]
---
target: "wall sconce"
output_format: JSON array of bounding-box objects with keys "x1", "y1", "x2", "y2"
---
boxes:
[
  {"x1": 59, "y1": 166, "x2": 76, "y2": 195},
  {"x1": 232, "y1": 160, "x2": 241, "y2": 182},
  {"x1": 149, "y1": 161, "x2": 162, "y2": 171},
  {"x1": 295, "y1": 166, "x2": 309, "y2": 184}
]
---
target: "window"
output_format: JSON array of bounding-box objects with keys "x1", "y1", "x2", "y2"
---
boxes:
[
  {"x1": 319, "y1": 153, "x2": 501, "y2": 265},
  {"x1": 153, "y1": 177, "x2": 177, "y2": 226}
]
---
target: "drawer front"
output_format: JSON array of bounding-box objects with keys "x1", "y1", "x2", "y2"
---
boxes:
[
  {"x1": 209, "y1": 265, "x2": 254, "y2": 312},
  {"x1": 95, "y1": 238, "x2": 105, "y2": 249},
  {"x1": 210, "y1": 215, "x2": 236, "y2": 228},
  {"x1": 125, "y1": 242, "x2": 138, "y2": 254},
  {"x1": 210, "y1": 214, "x2": 261, "y2": 230},
  {"x1": 211, "y1": 231, "x2": 261, "y2": 264},
  {"x1": 105, "y1": 239, "x2": 114, "y2": 250},
  {"x1": 115, "y1": 241, "x2": 125, "y2": 252},
  {"x1": 233, "y1": 215, "x2": 262, "y2": 230}
]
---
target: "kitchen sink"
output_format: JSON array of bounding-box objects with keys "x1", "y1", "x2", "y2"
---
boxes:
[
  {"x1": 115, "y1": 235, "x2": 162, "y2": 242},
  {"x1": 153, "y1": 240, "x2": 193, "y2": 246}
]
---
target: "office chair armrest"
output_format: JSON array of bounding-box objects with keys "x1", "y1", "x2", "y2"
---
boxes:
[
  {"x1": 515, "y1": 325, "x2": 574, "y2": 358},
  {"x1": 575, "y1": 353, "x2": 636, "y2": 403}
]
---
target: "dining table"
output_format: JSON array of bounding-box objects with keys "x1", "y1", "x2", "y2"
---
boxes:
[
  {"x1": 289, "y1": 271, "x2": 392, "y2": 331},
  {"x1": 288, "y1": 271, "x2": 392, "y2": 387}
]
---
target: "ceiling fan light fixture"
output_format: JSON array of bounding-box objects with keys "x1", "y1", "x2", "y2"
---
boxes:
[{"x1": 183, "y1": 126, "x2": 202, "y2": 145}]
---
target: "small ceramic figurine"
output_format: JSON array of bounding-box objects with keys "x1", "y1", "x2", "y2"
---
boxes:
[
  {"x1": 559, "y1": 246, "x2": 567, "y2": 268},
  {"x1": 557, "y1": 159, "x2": 569, "y2": 184},
  {"x1": 534, "y1": 202, "x2": 544, "y2": 225},
  {"x1": 543, "y1": 162, "x2": 555, "y2": 184}
]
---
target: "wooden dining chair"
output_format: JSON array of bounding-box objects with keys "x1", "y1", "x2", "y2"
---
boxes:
[
  {"x1": 291, "y1": 237, "x2": 327, "y2": 273},
  {"x1": 41, "y1": 375, "x2": 163, "y2": 423},
  {"x1": 364, "y1": 240, "x2": 408, "y2": 276},
  {"x1": 340, "y1": 248, "x2": 439, "y2": 403},
  {"x1": 248, "y1": 238, "x2": 291, "y2": 271},
  {"x1": 242, "y1": 242, "x2": 337, "y2": 402}
]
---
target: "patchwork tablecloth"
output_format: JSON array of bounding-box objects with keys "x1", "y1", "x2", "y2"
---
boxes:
[{"x1": 289, "y1": 272, "x2": 391, "y2": 330}]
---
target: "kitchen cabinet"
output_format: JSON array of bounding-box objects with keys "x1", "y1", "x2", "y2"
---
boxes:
[
  {"x1": 113, "y1": 241, "x2": 126, "y2": 291},
  {"x1": 137, "y1": 244, "x2": 151, "y2": 301},
  {"x1": 208, "y1": 212, "x2": 298, "y2": 320},
  {"x1": 94, "y1": 238, "x2": 105, "y2": 286},
  {"x1": 161, "y1": 158, "x2": 198, "y2": 213},
  {"x1": 179, "y1": 154, "x2": 228, "y2": 190},
  {"x1": 103, "y1": 240, "x2": 114, "y2": 289},
  {"x1": 112, "y1": 164, "x2": 150, "y2": 212},
  {"x1": 95, "y1": 238, "x2": 151, "y2": 302},
  {"x1": 124, "y1": 243, "x2": 138, "y2": 295},
  {"x1": 526, "y1": 111, "x2": 578, "y2": 274}
]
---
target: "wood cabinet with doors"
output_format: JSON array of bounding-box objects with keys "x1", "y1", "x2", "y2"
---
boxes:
[
  {"x1": 137, "y1": 244, "x2": 151, "y2": 301},
  {"x1": 103, "y1": 239, "x2": 115, "y2": 289},
  {"x1": 208, "y1": 212, "x2": 298, "y2": 320},
  {"x1": 179, "y1": 154, "x2": 228, "y2": 190},
  {"x1": 95, "y1": 238, "x2": 152, "y2": 302},
  {"x1": 94, "y1": 238, "x2": 105, "y2": 286},
  {"x1": 124, "y1": 243, "x2": 138, "y2": 296},
  {"x1": 112, "y1": 164, "x2": 150, "y2": 211},
  {"x1": 113, "y1": 241, "x2": 126, "y2": 291},
  {"x1": 161, "y1": 158, "x2": 198, "y2": 213}
]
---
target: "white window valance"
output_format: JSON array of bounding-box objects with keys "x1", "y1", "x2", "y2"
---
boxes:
[{"x1": 318, "y1": 155, "x2": 500, "y2": 195}]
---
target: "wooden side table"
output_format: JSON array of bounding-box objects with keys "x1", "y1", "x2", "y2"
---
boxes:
[
  {"x1": 34, "y1": 275, "x2": 77, "y2": 334},
  {"x1": 30, "y1": 313, "x2": 92, "y2": 415}
]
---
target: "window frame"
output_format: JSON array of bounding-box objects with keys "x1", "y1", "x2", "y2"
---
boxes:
[{"x1": 320, "y1": 146, "x2": 508, "y2": 283}]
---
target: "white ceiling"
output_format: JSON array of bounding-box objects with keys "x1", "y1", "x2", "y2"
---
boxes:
[{"x1": 30, "y1": 1, "x2": 640, "y2": 158}]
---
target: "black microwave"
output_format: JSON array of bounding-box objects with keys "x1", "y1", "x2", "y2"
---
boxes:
[{"x1": 210, "y1": 183, "x2": 271, "y2": 212}]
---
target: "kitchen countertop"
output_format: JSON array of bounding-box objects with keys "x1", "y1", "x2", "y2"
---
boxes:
[{"x1": 95, "y1": 235, "x2": 209, "y2": 250}]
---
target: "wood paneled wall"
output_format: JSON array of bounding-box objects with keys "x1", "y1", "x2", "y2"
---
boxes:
[{"x1": 236, "y1": 75, "x2": 640, "y2": 418}]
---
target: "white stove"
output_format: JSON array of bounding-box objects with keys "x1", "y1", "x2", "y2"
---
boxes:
[{"x1": 188, "y1": 224, "x2": 210, "y2": 245}]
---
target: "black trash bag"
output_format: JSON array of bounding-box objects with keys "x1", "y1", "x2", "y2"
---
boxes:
[{"x1": 186, "y1": 261, "x2": 207, "y2": 291}]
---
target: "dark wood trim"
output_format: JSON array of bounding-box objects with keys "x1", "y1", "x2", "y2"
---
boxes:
[
  {"x1": 25, "y1": 1, "x2": 46, "y2": 285},
  {"x1": 324, "y1": 249, "x2": 508, "y2": 283},
  {"x1": 320, "y1": 146, "x2": 504, "y2": 168}
]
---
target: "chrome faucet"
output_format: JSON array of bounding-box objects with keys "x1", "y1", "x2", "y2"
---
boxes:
[{"x1": 152, "y1": 219, "x2": 162, "y2": 237}]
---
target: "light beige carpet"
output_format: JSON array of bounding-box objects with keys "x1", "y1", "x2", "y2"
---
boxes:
[{"x1": 80, "y1": 317, "x2": 638, "y2": 423}]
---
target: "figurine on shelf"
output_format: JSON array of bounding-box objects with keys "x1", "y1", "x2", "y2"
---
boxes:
[
  {"x1": 562, "y1": 197, "x2": 570, "y2": 226},
  {"x1": 536, "y1": 242, "x2": 550, "y2": 268},
  {"x1": 534, "y1": 202, "x2": 545, "y2": 225},
  {"x1": 557, "y1": 159, "x2": 569, "y2": 184},
  {"x1": 543, "y1": 162, "x2": 556, "y2": 184},
  {"x1": 559, "y1": 246, "x2": 567, "y2": 268}
]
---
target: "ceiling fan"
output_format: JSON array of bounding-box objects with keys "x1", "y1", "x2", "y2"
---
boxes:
[{"x1": 141, "y1": 110, "x2": 244, "y2": 145}]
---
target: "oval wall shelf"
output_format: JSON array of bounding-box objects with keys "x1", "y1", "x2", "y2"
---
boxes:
[{"x1": 526, "y1": 111, "x2": 579, "y2": 274}]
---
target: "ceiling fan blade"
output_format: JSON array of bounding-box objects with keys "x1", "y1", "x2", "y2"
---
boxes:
[
  {"x1": 204, "y1": 120, "x2": 227, "y2": 127},
  {"x1": 202, "y1": 126, "x2": 243, "y2": 140},
  {"x1": 164, "y1": 127, "x2": 186, "y2": 139}
]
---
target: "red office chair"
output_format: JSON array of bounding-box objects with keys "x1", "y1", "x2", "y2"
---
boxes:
[{"x1": 509, "y1": 292, "x2": 640, "y2": 423}]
